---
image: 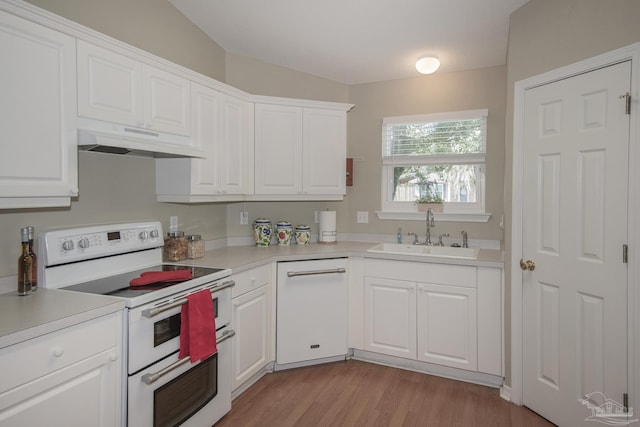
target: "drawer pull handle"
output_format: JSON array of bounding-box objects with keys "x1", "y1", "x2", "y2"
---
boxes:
[{"x1": 52, "y1": 347, "x2": 64, "y2": 357}]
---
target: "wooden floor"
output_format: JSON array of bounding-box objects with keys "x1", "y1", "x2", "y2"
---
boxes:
[{"x1": 215, "y1": 360, "x2": 555, "y2": 427}]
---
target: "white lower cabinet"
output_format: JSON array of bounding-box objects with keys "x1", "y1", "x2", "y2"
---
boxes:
[
  {"x1": 231, "y1": 265, "x2": 273, "y2": 392},
  {"x1": 363, "y1": 259, "x2": 502, "y2": 376},
  {"x1": 364, "y1": 277, "x2": 416, "y2": 359},
  {"x1": 0, "y1": 311, "x2": 123, "y2": 427},
  {"x1": 417, "y1": 283, "x2": 477, "y2": 371}
]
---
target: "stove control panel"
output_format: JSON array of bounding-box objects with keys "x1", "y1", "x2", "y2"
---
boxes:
[{"x1": 41, "y1": 221, "x2": 164, "y2": 266}]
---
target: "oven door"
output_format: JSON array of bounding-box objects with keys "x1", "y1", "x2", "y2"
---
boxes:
[
  {"x1": 128, "y1": 326, "x2": 234, "y2": 427},
  {"x1": 128, "y1": 279, "x2": 233, "y2": 374}
]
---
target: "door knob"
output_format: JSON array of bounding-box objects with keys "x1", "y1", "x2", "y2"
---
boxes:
[{"x1": 520, "y1": 259, "x2": 536, "y2": 271}]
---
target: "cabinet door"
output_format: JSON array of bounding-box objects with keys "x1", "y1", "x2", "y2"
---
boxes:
[
  {"x1": 221, "y1": 95, "x2": 250, "y2": 194},
  {"x1": 231, "y1": 285, "x2": 270, "y2": 390},
  {"x1": 254, "y1": 104, "x2": 302, "y2": 194},
  {"x1": 190, "y1": 82, "x2": 222, "y2": 194},
  {"x1": 303, "y1": 108, "x2": 346, "y2": 195},
  {"x1": 417, "y1": 283, "x2": 477, "y2": 371},
  {"x1": 0, "y1": 11, "x2": 77, "y2": 208},
  {"x1": 77, "y1": 40, "x2": 143, "y2": 127},
  {"x1": 364, "y1": 277, "x2": 416, "y2": 359},
  {"x1": 0, "y1": 349, "x2": 120, "y2": 427},
  {"x1": 142, "y1": 65, "x2": 190, "y2": 136}
]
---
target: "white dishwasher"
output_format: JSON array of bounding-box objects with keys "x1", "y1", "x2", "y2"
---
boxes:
[{"x1": 276, "y1": 258, "x2": 348, "y2": 369}]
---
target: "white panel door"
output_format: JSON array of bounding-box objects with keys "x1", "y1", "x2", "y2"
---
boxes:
[
  {"x1": 522, "y1": 62, "x2": 630, "y2": 426},
  {"x1": 302, "y1": 108, "x2": 346, "y2": 195},
  {"x1": 142, "y1": 65, "x2": 190, "y2": 136},
  {"x1": 0, "y1": 10, "x2": 77, "y2": 207},
  {"x1": 364, "y1": 277, "x2": 416, "y2": 359},
  {"x1": 232, "y1": 285, "x2": 270, "y2": 390},
  {"x1": 77, "y1": 40, "x2": 142, "y2": 127},
  {"x1": 254, "y1": 104, "x2": 302, "y2": 194},
  {"x1": 417, "y1": 283, "x2": 477, "y2": 371}
]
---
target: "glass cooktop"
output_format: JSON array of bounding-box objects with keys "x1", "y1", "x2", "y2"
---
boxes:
[{"x1": 62, "y1": 265, "x2": 226, "y2": 299}]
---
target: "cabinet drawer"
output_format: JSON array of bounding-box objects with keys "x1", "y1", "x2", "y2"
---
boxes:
[
  {"x1": 232, "y1": 264, "x2": 271, "y2": 298},
  {"x1": 364, "y1": 259, "x2": 476, "y2": 288},
  {"x1": 0, "y1": 312, "x2": 120, "y2": 394}
]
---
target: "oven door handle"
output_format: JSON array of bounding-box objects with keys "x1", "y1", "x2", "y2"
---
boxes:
[
  {"x1": 140, "y1": 329, "x2": 235, "y2": 385},
  {"x1": 141, "y1": 280, "x2": 235, "y2": 318}
]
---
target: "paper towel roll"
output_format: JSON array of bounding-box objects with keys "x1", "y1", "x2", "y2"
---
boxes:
[{"x1": 318, "y1": 210, "x2": 337, "y2": 243}]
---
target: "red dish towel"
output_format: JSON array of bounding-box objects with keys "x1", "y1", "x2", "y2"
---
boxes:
[
  {"x1": 129, "y1": 270, "x2": 192, "y2": 287},
  {"x1": 179, "y1": 289, "x2": 217, "y2": 363}
]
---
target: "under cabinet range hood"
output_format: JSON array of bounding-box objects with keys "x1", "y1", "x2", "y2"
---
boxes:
[{"x1": 77, "y1": 118, "x2": 205, "y2": 158}]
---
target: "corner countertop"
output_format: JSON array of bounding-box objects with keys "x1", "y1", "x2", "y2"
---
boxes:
[
  {"x1": 0, "y1": 289, "x2": 125, "y2": 349},
  {"x1": 0, "y1": 241, "x2": 502, "y2": 350},
  {"x1": 177, "y1": 241, "x2": 504, "y2": 274}
]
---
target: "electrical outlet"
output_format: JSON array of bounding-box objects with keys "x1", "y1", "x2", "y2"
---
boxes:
[
  {"x1": 314, "y1": 211, "x2": 320, "y2": 223},
  {"x1": 356, "y1": 211, "x2": 369, "y2": 223},
  {"x1": 240, "y1": 211, "x2": 248, "y2": 225},
  {"x1": 169, "y1": 216, "x2": 178, "y2": 232}
]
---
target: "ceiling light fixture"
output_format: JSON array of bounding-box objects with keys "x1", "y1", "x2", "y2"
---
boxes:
[{"x1": 415, "y1": 56, "x2": 440, "y2": 75}]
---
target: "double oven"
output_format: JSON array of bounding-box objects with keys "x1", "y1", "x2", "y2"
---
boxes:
[{"x1": 40, "y1": 222, "x2": 234, "y2": 427}]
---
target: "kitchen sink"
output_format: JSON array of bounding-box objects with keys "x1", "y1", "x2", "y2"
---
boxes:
[{"x1": 367, "y1": 243, "x2": 479, "y2": 259}]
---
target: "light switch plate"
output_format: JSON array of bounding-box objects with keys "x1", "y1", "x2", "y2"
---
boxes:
[
  {"x1": 169, "y1": 216, "x2": 178, "y2": 232},
  {"x1": 356, "y1": 211, "x2": 369, "y2": 223},
  {"x1": 240, "y1": 211, "x2": 248, "y2": 225}
]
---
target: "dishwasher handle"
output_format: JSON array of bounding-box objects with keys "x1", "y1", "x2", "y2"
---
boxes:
[{"x1": 287, "y1": 267, "x2": 346, "y2": 277}]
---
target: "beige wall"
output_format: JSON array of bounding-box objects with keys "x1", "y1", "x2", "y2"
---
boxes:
[
  {"x1": 503, "y1": 0, "x2": 640, "y2": 386},
  {"x1": 346, "y1": 67, "x2": 506, "y2": 241}
]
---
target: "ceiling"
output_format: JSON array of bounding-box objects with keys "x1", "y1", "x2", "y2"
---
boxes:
[{"x1": 169, "y1": 0, "x2": 529, "y2": 85}]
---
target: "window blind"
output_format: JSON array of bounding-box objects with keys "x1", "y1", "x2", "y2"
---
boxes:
[{"x1": 382, "y1": 110, "x2": 487, "y2": 166}]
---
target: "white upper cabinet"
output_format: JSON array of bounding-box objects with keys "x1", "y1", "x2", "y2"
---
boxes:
[
  {"x1": 155, "y1": 82, "x2": 252, "y2": 201},
  {"x1": 254, "y1": 104, "x2": 303, "y2": 195},
  {"x1": 77, "y1": 40, "x2": 142, "y2": 128},
  {"x1": 303, "y1": 108, "x2": 347, "y2": 195},
  {"x1": 0, "y1": 10, "x2": 78, "y2": 209},
  {"x1": 77, "y1": 40, "x2": 190, "y2": 137},
  {"x1": 253, "y1": 100, "x2": 351, "y2": 200}
]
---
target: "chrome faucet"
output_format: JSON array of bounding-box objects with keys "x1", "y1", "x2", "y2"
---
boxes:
[
  {"x1": 461, "y1": 230, "x2": 468, "y2": 248},
  {"x1": 425, "y1": 208, "x2": 435, "y2": 245},
  {"x1": 438, "y1": 233, "x2": 449, "y2": 246}
]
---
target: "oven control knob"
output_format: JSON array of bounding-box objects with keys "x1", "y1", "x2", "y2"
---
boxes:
[
  {"x1": 139, "y1": 231, "x2": 149, "y2": 240},
  {"x1": 78, "y1": 238, "x2": 90, "y2": 249},
  {"x1": 150, "y1": 229, "x2": 159, "y2": 239},
  {"x1": 61, "y1": 240, "x2": 74, "y2": 251}
]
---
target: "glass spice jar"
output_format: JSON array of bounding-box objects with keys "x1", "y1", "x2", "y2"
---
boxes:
[
  {"x1": 164, "y1": 231, "x2": 187, "y2": 262},
  {"x1": 187, "y1": 234, "x2": 205, "y2": 259}
]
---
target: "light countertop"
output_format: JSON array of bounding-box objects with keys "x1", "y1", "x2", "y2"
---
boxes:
[
  {"x1": 0, "y1": 288, "x2": 125, "y2": 349},
  {"x1": 178, "y1": 241, "x2": 504, "y2": 273},
  {"x1": 0, "y1": 241, "x2": 502, "y2": 349}
]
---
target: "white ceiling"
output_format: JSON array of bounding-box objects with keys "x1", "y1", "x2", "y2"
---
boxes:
[{"x1": 169, "y1": 0, "x2": 528, "y2": 85}]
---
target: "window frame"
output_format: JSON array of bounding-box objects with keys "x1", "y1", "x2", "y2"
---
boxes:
[{"x1": 379, "y1": 109, "x2": 490, "y2": 220}]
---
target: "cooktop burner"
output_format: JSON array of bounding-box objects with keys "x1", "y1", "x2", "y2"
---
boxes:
[{"x1": 62, "y1": 265, "x2": 226, "y2": 299}]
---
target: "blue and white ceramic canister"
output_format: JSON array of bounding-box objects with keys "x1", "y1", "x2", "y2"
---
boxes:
[
  {"x1": 276, "y1": 221, "x2": 293, "y2": 245},
  {"x1": 253, "y1": 218, "x2": 272, "y2": 247},
  {"x1": 295, "y1": 225, "x2": 311, "y2": 245}
]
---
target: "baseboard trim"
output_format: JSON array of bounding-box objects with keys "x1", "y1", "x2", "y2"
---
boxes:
[
  {"x1": 500, "y1": 385, "x2": 512, "y2": 402},
  {"x1": 351, "y1": 349, "x2": 504, "y2": 388}
]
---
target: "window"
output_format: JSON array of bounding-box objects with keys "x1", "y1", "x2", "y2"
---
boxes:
[{"x1": 381, "y1": 109, "x2": 487, "y2": 215}]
